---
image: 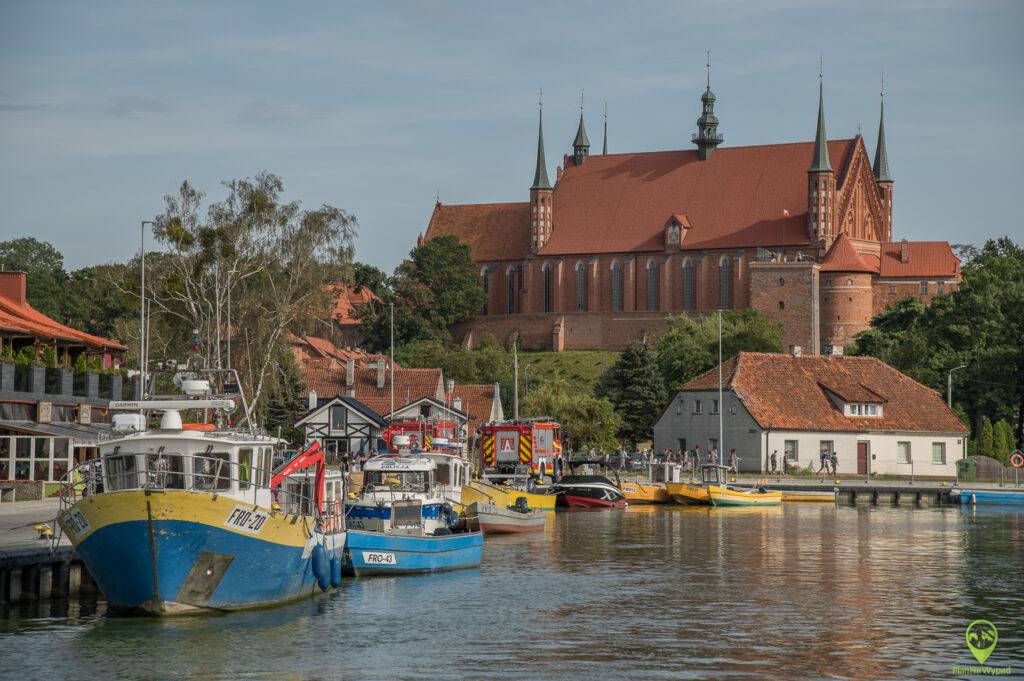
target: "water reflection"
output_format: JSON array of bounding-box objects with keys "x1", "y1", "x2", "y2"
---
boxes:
[{"x1": 2, "y1": 505, "x2": 1021, "y2": 680}]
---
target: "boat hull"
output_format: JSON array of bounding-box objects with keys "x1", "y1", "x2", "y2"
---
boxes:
[
  {"x1": 461, "y1": 481, "x2": 557, "y2": 511},
  {"x1": 344, "y1": 529, "x2": 483, "y2": 576},
  {"x1": 619, "y1": 481, "x2": 670, "y2": 504},
  {"x1": 961, "y1": 489, "x2": 1024, "y2": 506},
  {"x1": 465, "y1": 502, "x2": 546, "y2": 534},
  {"x1": 708, "y1": 485, "x2": 783, "y2": 507},
  {"x1": 562, "y1": 494, "x2": 626, "y2": 509},
  {"x1": 781, "y1": 490, "x2": 837, "y2": 503},
  {"x1": 665, "y1": 482, "x2": 710, "y2": 505},
  {"x1": 57, "y1": 489, "x2": 342, "y2": 614}
]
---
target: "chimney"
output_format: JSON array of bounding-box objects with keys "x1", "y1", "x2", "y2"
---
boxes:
[
  {"x1": 307, "y1": 389, "x2": 317, "y2": 411},
  {"x1": 453, "y1": 396, "x2": 463, "y2": 412},
  {"x1": 789, "y1": 345, "x2": 802, "y2": 357},
  {"x1": 830, "y1": 345, "x2": 844, "y2": 356},
  {"x1": 376, "y1": 360, "x2": 386, "y2": 389},
  {"x1": 345, "y1": 358, "x2": 355, "y2": 387},
  {"x1": 900, "y1": 239, "x2": 909, "y2": 264},
  {"x1": 0, "y1": 272, "x2": 27, "y2": 306}
]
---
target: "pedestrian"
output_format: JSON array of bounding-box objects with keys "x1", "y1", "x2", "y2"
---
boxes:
[
  {"x1": 709, "y1": 447, "x2": 719, "y2": 465},
  {"x1": 819, "y1": 448, "x2": 828, "y2": 478},
  {"x1": 830, "y1": 450, "x2": 838, "y2": 477},
  {"x1": 728, "y1": 448, "x2": 738, "y2": 474},
  {"x1": 770, "y1": 450, "x2": 778, "y2": 475}
]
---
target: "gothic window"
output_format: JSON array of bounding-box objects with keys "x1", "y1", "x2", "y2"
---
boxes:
[
  {"x1": 506, "y1": 268, "x2": 516, "y2": 314},
  {"x1": 611, "y1": 262, "x2": 622, "y2": 312},
  {"x1": 720, "y1": 258, "x2": 731, "y2": 309},
  {"x1": 647, "y1": 260, "x2": 659, "y2": 310},
  {"x1": 683, "y1": 260, "x2": 695, "y2": 311},
  {"x1": 576, "y1": 263, "x2": 587, "y2": 312},
  {"x1": 481, "y1": 269, "x2": 490, "y2": 315},
  {"x1": 543, "y1": 265, "x2": 553, "y2": 313}
]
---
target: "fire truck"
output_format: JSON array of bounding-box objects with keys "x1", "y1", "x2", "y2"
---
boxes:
[
  {"x1": 478, "y1": 418, "x2": 563, "y2": 483},
  {"x1": 382, "y1": 419, "x2": 462, "y2": 453}
]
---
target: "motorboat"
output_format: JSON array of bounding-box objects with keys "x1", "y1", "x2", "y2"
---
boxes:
[
  {"x1": 461, "y1": 479, "x2": 557, "y2": 511},
  {"x1": 55, "y1": 365, "x2": 345, "y2": 614},
  {"x1": 465, "y1": 497, "x2": 547, "y2": 534},
  {"x1": 708, "y1": 484, "x2": 783, "y2": 507},
  {"x1": 551, "y1": 475, "x2": 627, "y2": 509},
  {"x1": 954, "y1": 489, "x2": 1024, "y2": 506},
  {"x1": 618, "y1": 462, "x2": 683, "y2": 504},
  {"x1": 666, "y1": 464, "x2": 731, "y2": 505}
]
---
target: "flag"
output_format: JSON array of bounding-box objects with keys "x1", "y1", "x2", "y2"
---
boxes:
[{"x1": 782, "y1": 209, "x2": 791, "y2": 217}]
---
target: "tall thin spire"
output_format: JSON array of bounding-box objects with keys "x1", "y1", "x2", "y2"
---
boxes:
[
  {"x1": 573, "y1": 89, "x2": 590, "y2": 165},
  {"x1": 531, "y1": 90, "x2": 551, "y2": 190},
  {"x1": 809, "y1": 60, "x2": 832, "y2": 173},
  {"x1": 693, "y1": 51, "x2": 722, "y2": 160},
  {"x1": 873, "y1": 75, "x2": 892, "y2": 182},
  {"x1": 602, "y1": 102, "x2": 608, "y2": 154}
]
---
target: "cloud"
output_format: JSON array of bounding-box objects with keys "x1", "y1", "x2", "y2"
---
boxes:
[
  {"x1": 104, "y1": 96, "x2": 176, "y2": 117},
  {"x1": 237, "y1": 101, "x2": 342, "y2": 124}
]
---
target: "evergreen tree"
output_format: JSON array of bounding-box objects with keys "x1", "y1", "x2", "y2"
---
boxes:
[
  {"x1": 979, "y1": 419, "x2": 995, "y2": 459},
  {"x1": 594, "y1": 341, "x2": 667, "y2": 447},
  {"x1": 264, "y1": 352, "x2": 307, "y2": 446},
  {"x1": 994, "y1": 419, "x2": 1015, "y2": 464}
]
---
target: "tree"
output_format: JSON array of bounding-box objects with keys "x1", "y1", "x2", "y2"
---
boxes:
[
  {"x1": 655, "y1": 309, "x2": 783, "y2": 391},
  {"x1": 979, "y1": 420, "x2": 995, "y2": 459},
  {"x1": 352, "y1": 262, "x2": 388, "y2": 296},
  {"x1": 264, "y1": 351, "x2": 307, "y2": 446},
  {"x1": 993, "y1": 419, "x2": 1014, "y2": 465},
  {"x1": 0, "y1": 237, "x2": 67, "y2": 319},
  {"x1": 523, "y1": 380, "x2": 619, "y2": 452},
  {"x1": 151, "y1": 173, "x2": 357, "y2": 422},
  {"x1": 64, "y1": 263, "x2": 138, "y2": 338},
  {"x1": 594, "y1": 341, "x2": 667, "y2": 446},
  {"x1": 356, "y1": 235, "x2": 485, "y2": 351}
]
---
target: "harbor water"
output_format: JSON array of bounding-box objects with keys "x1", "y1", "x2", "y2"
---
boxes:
[{"x1": 2, "y1": 504, "x2": 1022, "y2": 680}]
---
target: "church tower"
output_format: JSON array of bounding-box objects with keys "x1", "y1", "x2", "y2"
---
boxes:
[
  {"x1": 530, "y1": 96, "x2": 553, "y2": 254},
  {"x1": 692, "y1": 57, "x2": 723, "y2": 160},
  {"x1": 873, "y1": 84, "x2": 894, "y2": 242},
  {"x1": 808, "y1": 72, "x2": 836, "y2": 253},
  {"x1": 572, "y1": 94, "x2": 590, "y2": 166}
]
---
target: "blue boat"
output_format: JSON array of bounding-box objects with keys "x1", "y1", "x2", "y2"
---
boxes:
[
  {"x1": 345, "y1": 529, "x2": 483, "y2": 576},
  {"x1": 958, "y1": 489, "x2": 1024, "y2": 506}
]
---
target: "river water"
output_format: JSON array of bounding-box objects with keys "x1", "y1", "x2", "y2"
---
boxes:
[{"x1": 2, "y1": 504, "x2": 1022, "y2": 680}]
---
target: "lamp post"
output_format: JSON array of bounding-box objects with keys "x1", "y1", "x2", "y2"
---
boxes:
[{"x1": 947, "y1": 364, "x2": 967, "y2": 408}]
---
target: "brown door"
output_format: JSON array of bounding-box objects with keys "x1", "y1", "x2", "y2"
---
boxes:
[{"x1": 857, "y1": 442, "x2": 869, "y2": 475}]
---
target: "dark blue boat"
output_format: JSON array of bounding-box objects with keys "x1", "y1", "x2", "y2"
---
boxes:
[{"x1": 957, "y1": 489, "x2": 1024, "y2": 506}]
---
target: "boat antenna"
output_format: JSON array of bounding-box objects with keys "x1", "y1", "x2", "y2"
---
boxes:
[
  {"x1": 718, "y1": 308, "x2": 723, "y2": 466},
  {"x1": 389, "y1": 301, "x2": 395, "y2": 417},
  {"x1": 139, "y1": 220, "x2": 155, "y2": 405}
]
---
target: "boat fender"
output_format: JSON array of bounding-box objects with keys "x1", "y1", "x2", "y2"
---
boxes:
[
  {"x1": 311, "y1": 544, "x2": 331, "y2": 591},
  {"x1": 330, "y1": 556, "x2": 343, "y2": 588}
]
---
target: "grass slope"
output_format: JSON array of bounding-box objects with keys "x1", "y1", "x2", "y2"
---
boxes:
[{"x1": 519, "y1": 350, "x2": 620, "y2": 393}]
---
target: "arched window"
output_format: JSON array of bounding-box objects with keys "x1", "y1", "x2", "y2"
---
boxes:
[
  {"x1": 610, "y1": 262, "x2": 622, "y2": 312},
  {"x1": 542, "y1": 265, "x2": 553, "y2": 313},
  {"x1": 683, "y1": 259, "x2": 695, "y2": 311},
  {"x1": 481, "y1": 268, "x2": 490, "y2": 315},
  {"x1": 647, "y1": 260, "x2": 659, "y2": 311},
  {"x1": 719, "y1": 257, "x2": 731, "y2": 309},
  {"x1": 575, "y1": 262, "x2": 587, "y2": 311},
  {"x1": 506, "y1": 267, "x2": 517, "y2": 314}
]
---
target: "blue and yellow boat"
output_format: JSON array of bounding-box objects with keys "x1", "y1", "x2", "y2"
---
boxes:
[{"x1": 57, "y1": 391, "x2": 345, "y2": 615}]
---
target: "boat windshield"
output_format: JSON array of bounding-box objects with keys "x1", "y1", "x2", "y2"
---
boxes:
[{"x1": 365, "y1": 470, "x2": 428, "y2": 493}]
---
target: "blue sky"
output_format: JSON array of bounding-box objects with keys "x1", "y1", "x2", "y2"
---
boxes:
[{"x1": 1, "y1": 1, "x2": 1022, "y2": 272}]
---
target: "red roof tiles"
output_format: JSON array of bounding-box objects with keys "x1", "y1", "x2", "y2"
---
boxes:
[
  {"x1": 820, "y1": 234, "x2": 876, "y2": 273},
  {"x1": 680, "y1": 352, "x2": 966, "y2": 434},
  {"x1": 878, "y1": 241, "x2": 960, "y2": 278},
  {"x1": 451, "y1": 383, "x2": 502, "y2": 437},
  {"x1": 425, "y1": 202, "x2": 531, "y2": 262},
  {"x1": 324, "y1": 283, "x2": 380, "y2": 326},
  {"x1": 300, "y1": 363, "x2": 444, "y2": 416}
]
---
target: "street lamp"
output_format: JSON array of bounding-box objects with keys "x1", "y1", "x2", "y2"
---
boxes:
[{"x1": 947, "y1": 364, "x2": 967, "y2": 408}]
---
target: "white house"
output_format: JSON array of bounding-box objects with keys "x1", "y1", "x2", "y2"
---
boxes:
[
  {"x1": 652, "y1": 351, "x2": 967, "y2": 477},
  {"x1": 295, "y1": 395, "x2": 388, "y2": 457}
]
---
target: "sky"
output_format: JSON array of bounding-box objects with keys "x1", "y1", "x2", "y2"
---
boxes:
[{"x1": 1, "y1": 1, "x2": 1022, "y2": 273}]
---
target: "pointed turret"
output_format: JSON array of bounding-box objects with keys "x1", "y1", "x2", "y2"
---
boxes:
[
  {"x1": 809, "y1": 77, "x2": 832, "y2": 172},
  {"x1": 692, "y1": 55, "x2": 723, "y2": 160},
  {"x1": 873, "y1": 90, "x2": 892, "y2": 182},
  {"x1": 572, "y1": 93, "x2": 590, "y2": 166},
  {"x1": 602, "y1": 102, "x2": 608, "y2": 155},
  {"x1": 531, "y1": 101, "x2": 551, "y2": 190}
]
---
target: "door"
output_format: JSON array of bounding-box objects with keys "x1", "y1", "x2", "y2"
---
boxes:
[{"x1": 857, "y1": 442, "x2": 869, "y2": 475}]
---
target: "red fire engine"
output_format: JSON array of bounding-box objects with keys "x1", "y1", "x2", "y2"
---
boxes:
[
  {"x1": 382, "y1": 419, "x2": 460, "y2": 452},
  {"x1": 478, "y1": 419, "x2": 563, "y2": 480}
]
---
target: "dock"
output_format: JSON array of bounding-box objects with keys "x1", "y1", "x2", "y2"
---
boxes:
[{"x1": 730, "y1": 476, "x2": 1023, "y2": 506}]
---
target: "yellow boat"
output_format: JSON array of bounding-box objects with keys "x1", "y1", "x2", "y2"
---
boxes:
[
  {"x1": 781, "y1": 489, "x2": 837, "y2": 503},
  {"x1": 666, "y1": 482, "x2": 710, "y2": 505},
  {"x1": 619, "y1": 480, "x2": 670, "y2": 504},
  {"x1": 461, "y1": 480, "x2": 557, "y2": 511},
  {"x1": 708, "y1": 485, "x2": 783, "y2": 507}
]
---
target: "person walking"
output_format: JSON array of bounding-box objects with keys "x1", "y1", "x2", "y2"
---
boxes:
[
  {"x1": 819, "y1": 448, "x2": 829, "y2": 479},
  {"x1": 830, "y1": 450, "x2": 839, "y2": 477},
  {"x1": 728, "y1": 448, "x2": 739, "y2": 474},
  {"x1": 770, "y1": 450, "x2": 778, "y2": 475}
]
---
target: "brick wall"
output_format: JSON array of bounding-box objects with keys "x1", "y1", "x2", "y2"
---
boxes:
[
  {"x1": 872, "y1": 277, "x2": 960, "y2": 316},
  {"x1": 750, "y1": 262, "x2": 820, "y2": 354},
  {"x1": 820, "y1": 271, "x2": 874, "y2": 349},
  {"x1": 454, "y1": 311, "x2": 684, "y2": 351}
]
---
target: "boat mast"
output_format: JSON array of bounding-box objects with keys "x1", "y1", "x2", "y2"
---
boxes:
[
  {"x1": 389, "y1": 301, "x2": 395, "y2": 416},
  {"x1": 718, "y1": 309, "x2": 723, "y2": 465},
  {"x1": 512, "y1": 340, "x2": 519, "y2": 420}
]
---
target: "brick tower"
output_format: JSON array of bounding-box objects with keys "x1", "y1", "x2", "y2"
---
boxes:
[
  {"x1": 873, "y1": 85, "x2": 894, "y2": 242},
  {"x1": 530, "y1": 96, "x2": 553, "y2": 255},
  {"x1": 807, "y1": 74, "x2": 836, "y2": 255}
]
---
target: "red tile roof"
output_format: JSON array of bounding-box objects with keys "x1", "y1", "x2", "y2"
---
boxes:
[
  {"x1": 819, "y1": 234, "x2": 876, "y2": 273},
  {"x1": 299, "y1": 363, "x2": 443, "y2": 415},
  {"x1": 425, "y1": 202, "x2": 532, "y2": 262},
  {"x1": 878, "y1": 241, "x2": 960, "y2": 278},
  {"x1": 0, "y1": 272, "x2": 127, "y2": 351},
  {"x1": 680, "y1": 352, "x2": 966, "y2": 434},
  {"x1": 288, "y1": 334, "x2": 387, "y2": 369},
  {"x1": 324, "y1": 283, "x2": 380, "y2": 326},
  {"x1": 451, "y1": 383, "x2": 502, "y2": 437}
]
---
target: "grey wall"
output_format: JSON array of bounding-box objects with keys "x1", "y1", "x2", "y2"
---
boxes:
[{"x1": 652, "y1": 389, "x2": 764, "y2": 472}]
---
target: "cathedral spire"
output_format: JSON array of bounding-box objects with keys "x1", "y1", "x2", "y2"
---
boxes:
[
  {"x1": 873, "y1": 78, "x2": 892, "y2": 182},
  {"x1": 531, "y1": 91, "x2": 551, "y2": 190},
  {"x1": 602, "y1": 101, "x2": 608, "y2": 155},
  {"x1": 573, "y1": 90, "x2": 590, "y2": 166},
  {"x1": 809, "y1": 62, "x2": 832, "y2": 173},
  {"x1": 692, "y1": 51, "x2": 722, "y2": 160}
]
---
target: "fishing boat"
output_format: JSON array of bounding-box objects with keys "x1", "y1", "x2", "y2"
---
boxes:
[
  {"x1": 345, "y1": 527, "x2": 483, "y2": 576},
  {"x1": 551, "y1": 475, "x2": 627, "y2": 509},
  {"x1": 956, "y1": 489, "x2": 1024, "y2": 506},
  {"x1": 781, "y1": 489, "x2": 838, "y2": 503},
  {"x1": 619, "y1": 462, "x2": 683, "y2": 504},
  {"x1": 461, "y1": 479, "x2": 557, "y2": 511},
  {"x1": 465, "y1": 498, "x2": 547, "y2": 534},
  {"x1": 55, "y1": 367, "x2": 345, "y2": 615},
  {"x1": 666, "y1": 463, "x2": 731, "y2": 505},
  {"x1": 708, "y1": 484, "x2": 783, "y2": 507}
]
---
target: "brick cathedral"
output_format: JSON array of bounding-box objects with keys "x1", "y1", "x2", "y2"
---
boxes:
[{"x1": 423, "y1": 74, "x2": 961, "y2": 354}]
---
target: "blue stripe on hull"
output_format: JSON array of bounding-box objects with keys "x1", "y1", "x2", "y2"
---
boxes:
[
  {"x1": 345, "y1": 530, "x2": 482, "y2": 576},
  {"x1": 962, "y1": 490, "x2": 1024, "y2": 506},
  {"x1": 76, "y1": 520, "x2": 342, "y2": 612}
]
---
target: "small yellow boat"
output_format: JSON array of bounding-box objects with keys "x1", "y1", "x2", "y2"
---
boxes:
[
  {"x1": 708, "y1": 485, "x2": 783, "y2": 507},
  {"x1": 781, "y1": 489, "x2": 837, "y2": 503},
  {"x1": 461, "y1": 480, "x2": 557, "y2": 511},
  {"x1": 666, "y1": 482, "x2": 710, "y2": 505},
  {"x1": 619, "y1": 480, "x2": 670, "y2": 504}
]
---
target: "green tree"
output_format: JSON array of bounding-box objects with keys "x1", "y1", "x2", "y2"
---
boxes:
[
  {"x1": 993, "y1": 419, "x2": 1014, "y2": 464},
  {"x1": 523, "y1": 380, "x2": 619, "y2": 452},
  {"x1": 64, "y1": 263, "x2": 138, "y2": 338},
  {"x1": 594, "y1": 341, "x2": 667, "y2": 446},
  {"x1": 264, "y1": 351, "x2": 307, "y2": 446},
  {"x1": 356, "y1": 235, "x2": 485, "y2": 351},
  {"x1": 352, "y1": 262, "x2": 388, "y2": 296},
  {"x1": 0, "y1": 237, "x2": 67, "y2": 319},
  {"x1": 655, "y1": 309, "x2": 783, "y2": 391},
  {"x1": 979, "y1": 420, "x2": 995, "y2": 459}
]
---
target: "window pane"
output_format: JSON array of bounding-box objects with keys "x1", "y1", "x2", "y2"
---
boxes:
[
  {"x1": 34, "y1": 460, "x2": 50, "y2": 481},
  {"x1": 932, "y1": 442, "x2": 945, "y2": 464},
  {"x1": 897, "y1": 442, "x2": 910, "y2": 464},
  {"x1": 684, "y1": 261, "x2": 694, "y2": 310},
  {"x1": 194, "y1": 452, "x2": 231, "y2": 490},
  {"x1": 784, "y1": 440, "x2": 798, "y2": 461},
  {"x1": 720, "y1": 259, "x2": 731, "y2": 309},
  {"x1": 238, "y1": 448, "x2": 252, "y2": 490},
  {"x1": 147, "y1": 453, "x2": 184, "y2": 489}
]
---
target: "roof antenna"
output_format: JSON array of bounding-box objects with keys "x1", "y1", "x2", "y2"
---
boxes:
[
  {"x1": 435, "y1": 189, "x2": 440, "y2": 204},
  {"x1": 539, "y1": 87, "x2": 543, "y2": 108},
  {"x1": 580, "y1": 88, "x2": 585, "y2": 112},
  {"x1": 819, "y1": 53, "x2": 823, "y2": 81},
  {"x1": 880, "y1": 70, "x2": 885, "y2": 98}
]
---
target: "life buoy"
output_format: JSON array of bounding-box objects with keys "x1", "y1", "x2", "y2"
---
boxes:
[{"x1": 1010, "y1": 452, "x2": 1024, "y2": 469}]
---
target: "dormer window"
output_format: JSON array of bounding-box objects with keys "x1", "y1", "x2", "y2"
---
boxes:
[{"x1": 845, "y1": 402, "x2": 882, "y2": 417}]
